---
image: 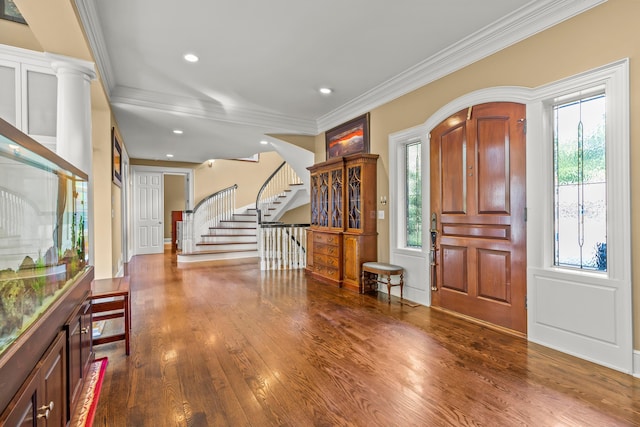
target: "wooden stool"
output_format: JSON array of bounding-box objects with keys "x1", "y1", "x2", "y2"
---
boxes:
[
  {"x1": 361, "y1": 262, "x2": 404, "y2": 303},
  {"x1": 91, "y1": 277, "x2": 131, "y2": 355}
]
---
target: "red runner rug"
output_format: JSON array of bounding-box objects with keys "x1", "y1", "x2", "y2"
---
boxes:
[{"x1": 74, "y1": 357, "x2": 108, "y2": 427}]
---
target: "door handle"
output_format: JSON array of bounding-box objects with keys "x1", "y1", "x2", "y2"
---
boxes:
[{"x1": 430, "y1": 212, "x2": 438, "y2": 291}]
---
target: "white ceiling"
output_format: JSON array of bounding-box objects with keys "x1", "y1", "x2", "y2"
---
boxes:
[{"x1": 74, "y1": 0, "x2": 601, "y2": 163}]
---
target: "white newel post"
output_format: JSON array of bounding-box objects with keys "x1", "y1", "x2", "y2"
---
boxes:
[{"x1": 47, "y1": 54, "x2": 96, "y2": 174}]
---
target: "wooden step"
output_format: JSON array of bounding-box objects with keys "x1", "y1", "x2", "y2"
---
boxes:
[
  {"x1": 201, "y1": 233, "x2": 256, "y2": 237},
  {"x1": 209, "y1": 226, "x2": 256, "y2": 230},
  {"x1": 180, "y1": 248, "x2": 258, "y2": 256}
]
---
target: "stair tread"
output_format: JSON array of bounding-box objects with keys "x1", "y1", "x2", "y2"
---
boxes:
[
  {"x1": 201, "y1": 234, "x2": 256, "y2": 237},
  {"x1": 196, "y1": 242, "x2": 257, "y2": 246},
  {"x1": 208, "y1": 229, "x2": 257, "y2": 232},
  {"x1": 180, "y1": 249, "x2": 258, "y2": 255}
]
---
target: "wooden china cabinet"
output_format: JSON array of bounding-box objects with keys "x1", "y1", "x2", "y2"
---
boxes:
[{"x1": 306, "y1": 153, "x2": 379, "y2": 292}]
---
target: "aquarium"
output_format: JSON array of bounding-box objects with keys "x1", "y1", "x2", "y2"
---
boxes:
[{"x1": 0, "y1": 119, "x2": 89, "y2": 356}]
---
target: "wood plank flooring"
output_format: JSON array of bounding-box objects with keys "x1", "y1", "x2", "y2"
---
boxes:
[{"x1": 93, "y1": 252, "x2": 640, "y2": 426}]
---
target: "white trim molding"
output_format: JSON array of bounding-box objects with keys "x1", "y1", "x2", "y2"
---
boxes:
[{"x1": 634, "y1": 351, "x2": 640, "y2": 378}]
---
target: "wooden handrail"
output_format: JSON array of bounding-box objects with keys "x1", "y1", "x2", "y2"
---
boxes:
[{"x1": 190, "y1": 183, "x2": 238, "y2": 213}]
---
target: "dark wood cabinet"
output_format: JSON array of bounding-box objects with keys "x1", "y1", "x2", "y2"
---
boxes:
[
  {"x1": 0, "y1": 269, "x2": 93, "y2": 426},
  {"x1": 40, "y1": 331, "x2": 67, "y2": 427},
  {"x1": 0, "y1": 331, "x2": 66, "y2": 426},
  {"x1": 306, "y1": 154, "x2": 378, "y2": 291},
  {"x1": 65, "y1": 297, "x2": 93, "y2": 419},
  {"x1": 1, "y1": 367, "x2": 39, "y2": 426}
]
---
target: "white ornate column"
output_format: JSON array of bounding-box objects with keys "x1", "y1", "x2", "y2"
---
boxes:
[{"x1": 46, "y1": 53, "x2": 96, "y2": 174}]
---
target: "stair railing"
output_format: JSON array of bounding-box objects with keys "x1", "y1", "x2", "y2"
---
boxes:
[
  {"x1": 255, "y1": 162, "x2": 303, "y2": 224},
  {"x1": 181, "y1": 184, "x2": 237, "y2": 254},
  {"x1": 259, "y1": 223, "x2": 309, "y2": 270}
]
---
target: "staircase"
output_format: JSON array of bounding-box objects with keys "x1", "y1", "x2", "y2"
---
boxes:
[
  {"x1": 191, "y1": 209, "x2": 260, "y2": 262},
  {"x1": 177, "y1": 164, "x2": 308, "y2": 264}
]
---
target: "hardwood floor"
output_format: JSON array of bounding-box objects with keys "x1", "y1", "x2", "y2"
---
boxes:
[{"x1": 93, "y1": 252, "x2": 640, "y2": 426}]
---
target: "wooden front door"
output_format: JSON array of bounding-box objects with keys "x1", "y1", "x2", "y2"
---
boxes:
[{"x1": 430, "y1": 102, "x2": 527, "y2": 333}]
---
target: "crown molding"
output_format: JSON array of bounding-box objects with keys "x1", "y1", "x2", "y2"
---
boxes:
[
  {"x1": 0, "y1": 43, "x2": 50, "y2": 67},
  {"x1": 316, "y1": 0, "x2": 607, "y2": 132},
  {"x1": 74, "y1": 0, "x2": 115, "y2": 95},
  {"x1": 110, "y1": 86, "x2": 318, "y2": 134},
  {"x1": 73, "y1": 0, "x2": 606, "y2": 137}
]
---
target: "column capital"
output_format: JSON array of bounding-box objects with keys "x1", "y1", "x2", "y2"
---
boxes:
[{"x1": 45, "y1": 52, "x2": 97, "y2": 81}]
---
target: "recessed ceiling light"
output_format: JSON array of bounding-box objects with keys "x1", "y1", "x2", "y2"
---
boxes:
[
  {"x1": 260, "y1": 140, "x2": 269, "y2": 145},
  {"x1": 166, "y1": 154, "x2": 174, "y2": 158},
  {"x1": 173, "y1": 129, "x2": 183, "y2": 135},
  {"x1": 183, "y1": 53, "x2": 199, "y2": 63},
  {"x1": 319, "y1": 87, "x2": 332, "y2": 95}
]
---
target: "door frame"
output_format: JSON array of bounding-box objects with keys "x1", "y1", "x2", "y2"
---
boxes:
[
  {"x1": 389, "y1": 59, "x2": 632, "y2": 373},
  {"x1": 131, "y1": 165, "x2": 194, "y2": 256}
]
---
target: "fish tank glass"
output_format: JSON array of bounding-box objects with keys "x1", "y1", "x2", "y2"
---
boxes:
[{"x1": 0, "y1": 119, "x2": 89, "y2": 356}]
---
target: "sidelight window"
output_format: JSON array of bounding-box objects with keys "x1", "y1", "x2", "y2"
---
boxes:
[
  {"x1": 553, "y1": 91, "x2": 606, "y2": 270},
  {"x1": 405, "y1": 141, "x2": 422, "y2": 248}
]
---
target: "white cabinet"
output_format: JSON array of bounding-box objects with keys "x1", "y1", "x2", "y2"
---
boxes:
[{"x1": 0, "y1": 46, "x2": 57, "y2": 149}]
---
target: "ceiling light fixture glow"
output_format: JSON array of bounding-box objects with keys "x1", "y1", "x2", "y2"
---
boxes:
[
  {"x1": 260, "y1": 140, "x2": 269, "y2": 145},
  {"x1": 183, "y1": 53, "x2": 199, "y2": 63},
  {"x1": 166, "y1": 154, "x2": 174, "y2": 158},
  {"x1": 173, "y1": 129, "x2": 183, "y2": 134},
  {"x1": 319, "y1": 87, "x2": 332, "y2": 95}
]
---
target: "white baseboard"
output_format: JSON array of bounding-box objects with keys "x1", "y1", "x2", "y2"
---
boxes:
[{"x1": 634, "y1": 350, "x2": 640, "y2": 378}]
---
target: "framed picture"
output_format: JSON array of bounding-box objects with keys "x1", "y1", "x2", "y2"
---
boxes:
[
  {"x1": 112, "y1": 127, "x2": 122, "y2": 187},
  {"x1": 1, "y1": 0, "x2": 26, "y2": 24},
  {"x1": 325, "y1": 113, "x2": 370, "y2": 159}
]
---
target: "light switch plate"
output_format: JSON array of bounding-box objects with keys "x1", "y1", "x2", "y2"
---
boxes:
[{"x1": 378, "y1": 210, "x2": 385, "y2": 220}]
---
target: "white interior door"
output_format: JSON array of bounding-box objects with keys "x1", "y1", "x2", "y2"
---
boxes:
[{"x1": 134, "y1": 170, "x2": 164, "y2": 255}]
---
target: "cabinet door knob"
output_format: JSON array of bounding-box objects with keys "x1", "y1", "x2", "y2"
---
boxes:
[
  {"x1": 81, "y1": 327, "x2": 90, "y2": 334},
  {"x1": 37, "y1": 409, "x2": 50, "y2": 419},
  {"x1": 38, "y1": 401, "x2": 54, "y2": 412}
]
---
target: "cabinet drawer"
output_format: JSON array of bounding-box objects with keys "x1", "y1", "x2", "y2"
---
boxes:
[
  {"x1": 314, "y1": 233, "x2": 340, "y2": 245},
  {"x1": 315, "y1": 265, "x2": 340, "y2": 280},
  {"x1": 314, "y1": 253, "x2": 340, "y2": 268},
  {"x1": 314, "y1": 243, "x2": 340, "y2": 256}
]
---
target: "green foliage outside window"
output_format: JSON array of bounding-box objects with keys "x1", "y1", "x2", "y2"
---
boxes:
[
  {"x1": 406, "y1": 142, "x2": 421, "y2": 248},
  {"x1": 553, "y1": 94, "x2": 606, "y2": 270}
]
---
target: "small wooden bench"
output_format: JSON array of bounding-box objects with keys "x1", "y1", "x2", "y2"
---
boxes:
[
  {"x1": 361, "y1": 262, "x2": 404, "y2": 303},
  {"x1": 91, "y1": 276, "x2": 131, "y2": 355}
]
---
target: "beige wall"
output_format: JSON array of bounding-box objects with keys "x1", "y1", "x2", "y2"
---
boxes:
[
  {"x1": 194, "y1": 152, "x2": 284, "y2": 208},
  {"x1": 89, "y1": 109, "x2": 111, "y2": 279},
  {"x1": 164, "y1": 175, "x2": 186, "y2": 238},
  {"x1": 0, "y1": 18, "x2": 41, "y2": 50},
  {"x1": 268, "y1": 134, "x2": 316, "y2": 152},
  {"x1": 314, "y1": 0, "x2": 640, "y2": 348},
  {"x1": 280, "y1": 204, "x2": 310, "y2": 224}
]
